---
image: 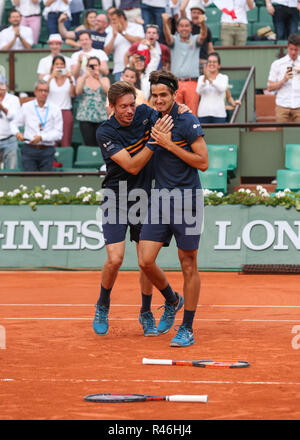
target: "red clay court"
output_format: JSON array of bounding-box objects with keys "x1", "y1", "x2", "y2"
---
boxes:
[{"x1": 1, "y1": 270, "x2": 300, "y2": 420}]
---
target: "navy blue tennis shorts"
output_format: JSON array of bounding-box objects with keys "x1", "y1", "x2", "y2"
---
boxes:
[{"x1": 140, "y1": 190, "x2": 204, "y2": 251}]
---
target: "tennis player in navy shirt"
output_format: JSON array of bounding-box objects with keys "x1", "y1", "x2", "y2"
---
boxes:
[
  {"x1": 139, "y1": 70, "x2": 209, "y2": 347},
  {"x1": 94, "y1": 80, "x2": 188, "y2": 338}
]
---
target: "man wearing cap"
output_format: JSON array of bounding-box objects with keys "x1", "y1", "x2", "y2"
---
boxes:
[
  {"x1": 0, "y1": 8, "x2": 33, "y2": 50},
  {"x1": 161, "y1": 12, "x2": 207, "y2": 116},
  {"x1": 0, "y1": 76, "x2": 21, "y2": 170},
  {"x1": 37, "y1": 33, "x2": 72, "y2": 79},
  {"x1": 11, "y1": 80, "x2": 63, "y2": 172}
]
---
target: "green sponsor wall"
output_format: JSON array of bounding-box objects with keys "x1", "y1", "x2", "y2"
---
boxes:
[{"x1": 0, "y1": 205, "x2": 299, "y2": 271}]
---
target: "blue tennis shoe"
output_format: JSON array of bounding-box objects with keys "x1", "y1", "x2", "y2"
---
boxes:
[
  {"x1": 157, "y1": 293, "x2": 184, "y2": 334},
  {"x1": 93, "y1": 304, "x2": 109, "y2": 335},
  {"x1": 139, "y1": 311, "x2": 159, "y2": 336},
  {"x1": 170, "y1": 325, "x2": 195, "y2": 347}
]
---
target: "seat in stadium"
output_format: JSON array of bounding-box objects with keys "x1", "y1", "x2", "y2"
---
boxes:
[
  {"x1": 258, "y1": 6, "x2": 273, "y2": 24},
  {"x1": 252, "y1": 21, "x2": 275, "y2": 36},
  {"x1": 276, "y1": 169, "x2": 300, "y2": 191},
  {"x1": 207, "y1": 144, "x2": 238, "y2": 177},
  {"x1": 205, "y1": 7, "x2": 222, "y2": 23},
  {"x1": 208, "y1": 22, "x2": 221, "y2": 42},
  {"x1": 285, "y1": 144, "x2": 300, "y2": 171},
  {"x1": 54, "y1": 146, "x2": 74, "y2": 170},
  {"x1": 198, "y1": 169, "x2": 228, "y2": 194},
  {"x1": 247, "y1": 8, "x2": 258, "y2": 23},
  {"x1": 74, "y1": 145, "x2": 104, "y2": 169},
  {"x1": 228, "y1": 79, "x2": 245, "y2": 99}
]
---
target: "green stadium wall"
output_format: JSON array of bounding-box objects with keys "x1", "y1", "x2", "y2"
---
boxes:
[{"x1": 0, "y1": 205, "x2": 299, "y2": 271}]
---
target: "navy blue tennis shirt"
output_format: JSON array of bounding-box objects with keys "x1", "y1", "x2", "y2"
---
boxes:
[
  {"x1": 149, "y1": 102, "x2": 204, "y2": 191},
  {"x1": 96, "y1": 104, "x2": 157, "y2": 194}
]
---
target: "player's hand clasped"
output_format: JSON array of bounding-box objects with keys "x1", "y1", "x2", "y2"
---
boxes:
[{"x1": 149, "y1": 114, "x2": 173, "y2": 148}]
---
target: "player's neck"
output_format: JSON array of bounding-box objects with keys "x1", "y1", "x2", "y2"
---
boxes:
[{"x1": 161, "y1": 102, "x2": 175, "y2": 117}]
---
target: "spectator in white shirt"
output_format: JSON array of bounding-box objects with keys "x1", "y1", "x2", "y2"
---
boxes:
[
  {"x1": 196, "y1": 52, "x2": 229, "y2": 123},
  {"x1": 104, "y1": 8, "x2": 144, "y2": 81},
  {"x1": 265, "y1": 1, "x2": 300, "y2": 41},
  {"x1": 43, "y1": 0, "x2": 71, "y2": 36},
  {"x1": 37, "y1": 33, "x2": 71, "y2": 79},
  {"x1": 11, "y1": 0, "x2": 42, "y2": 45},
  {"x1": 140, "y1": 0, "x2": 167, "y2": 42},
  {"x1": 12, "y1": 80, "x2": 63, "y2": 171},
  {"x1": 0, "y1": 0, "x2": 4, "y2": 26},
  {"x1": 267, "y1": 33, "x2": 300, "y2": 122},
  {"x1": 0, "y1": 9, "x2": 33, "y2": 50},
  {"x1": 203, "y1": 0, "x2": 255, "y2": 47},
  {"x1": 71, "y1": 30, "x2": 109, "y2": 79},
  {"x1": 0, "y1": 76, "x2": 21, "y2": 170},
  {"x1": 44, "y1": 55, "x2": 75, "y2": 147}
]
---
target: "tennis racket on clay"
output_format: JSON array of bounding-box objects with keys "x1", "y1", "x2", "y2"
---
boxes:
[
  {"x1": 84, "y1": 393, "x2": 208, "y2": 403},
  {"x1": 142, "y1": 358, "x2": 250, "y2": 369}
]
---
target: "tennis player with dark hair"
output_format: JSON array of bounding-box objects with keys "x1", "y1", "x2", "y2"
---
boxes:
[
  {"x1": 138, "y1": 70, "x2": 209, "y2": 347},
  {"x1": 93, "y1": 80, "x2": 185, "y2": 337}
]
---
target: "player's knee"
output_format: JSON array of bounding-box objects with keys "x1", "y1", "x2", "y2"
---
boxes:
[
  {"x1": 138, "y1": 254, "x2": 155, "y2": 272},
  {"x1": 107, "y1": 254, "x2": 124, "y2": 270},
  {"x1": 180, "y1": 254, "x2": 197, "y2": 276}
]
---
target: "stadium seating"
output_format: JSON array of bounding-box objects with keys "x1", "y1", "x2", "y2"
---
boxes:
[
  {"x1": 205, "y1": 7, "x2": 222, "y2": 23},
  {"x1": 285, "y1": 144, "x2": 300, "y2": 171},
  {"x1": 228, "y1": 79, "x2": 245, "y2": 100},
  {"x1": 208, "y1": 22, "x2": 221, "y2": 42},
  {"x1": 207, "y1": 144, "x2": 238, "y2": 177},
  {"x1": 247, "y1": 8, "x2": 259, "y2": 23},
  {"x1": 258, "y1": 7, "x2": 273, "y2": 24},
  {"x1": 198, "y1": 169, "x2": 227, "y2": 194},
  {"x1": 74, "y1": 145, "x2": 104, "y2": 169},
  {"x1": 276, "y1": 170, "x2": 300, "y2": 191},
  {"x1": 54, "y1": 146, "x2": 74, "y2": 170}
]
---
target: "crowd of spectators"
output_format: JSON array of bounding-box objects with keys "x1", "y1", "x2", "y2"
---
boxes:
[{"x1": 0, "y1": 0, "x2": 299, "y2": 171}]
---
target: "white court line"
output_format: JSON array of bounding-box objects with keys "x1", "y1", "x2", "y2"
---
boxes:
[
  {"x1": 1, "y1": 317, "x2": 300, "y2": 323},
  {"x1": 1, "y1": 377, "x2": 300, "y2": 386},
  {"x1": 1, "y1": 304, "x2": 300, "y2": 308},
  {"x1": 0, "y1": 317, "x2": 231, "y2": 322}
]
